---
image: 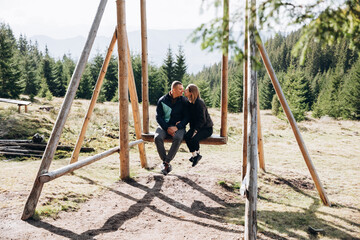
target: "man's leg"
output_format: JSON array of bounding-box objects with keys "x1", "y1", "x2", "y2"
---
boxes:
[
  {"x1": 166, "y1": 128, "x2": 185, "y2": 163},
  {"x1": 154, "y1": 127, "x2": 167, "y2": 161}
]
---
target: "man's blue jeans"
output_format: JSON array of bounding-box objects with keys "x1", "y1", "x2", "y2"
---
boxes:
[{"x1": 154, "y1": 127, "x2": 185, "y2": 163}]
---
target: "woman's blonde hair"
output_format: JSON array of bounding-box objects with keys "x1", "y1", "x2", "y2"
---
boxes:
[{"x1": 187, "y1": 84, "x2": 200, "y2": 103}]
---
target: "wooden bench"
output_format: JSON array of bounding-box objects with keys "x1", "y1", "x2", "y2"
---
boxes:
[
  {"x1": 0, "y1": 98, "x2": 31, "y2": 113},
  {"x1": 141, "y1": 132, "x2": 227, "y2": 145}
]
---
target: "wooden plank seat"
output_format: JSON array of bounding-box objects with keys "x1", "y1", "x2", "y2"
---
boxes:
[
  {"x1": 0, "y1": 98, "x2": 31, "y2": 113},
  {"x1": 141, "y1": 132, "x2": 227, "y2": 145}
]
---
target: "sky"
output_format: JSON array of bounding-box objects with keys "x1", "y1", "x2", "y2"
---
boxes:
[{"x1": 0, "y1": 0, "x2": 219, "y2": 39}]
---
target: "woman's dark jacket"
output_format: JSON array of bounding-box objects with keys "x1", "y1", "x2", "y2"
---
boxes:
[{"x1": 188, "y1": 98, "x2": 213, "y2": 131}]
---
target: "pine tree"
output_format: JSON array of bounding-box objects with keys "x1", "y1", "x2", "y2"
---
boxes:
[
  {"x1": 131, "y1": 53, "x2": 142, "y2": 102},
  {"x1": 259, "y1": 75, "x2": 275, "y2": 110},
  {"x1": 103, "y1": 55, "x2": 118, "y2": 101},
  {"x1": 149, "y1": 66, "x2": 167, "y2": 105},
  {"x1": 341, "y1": 59, "x2": 360, "y2": 119},
  {"x1": 162, "y1": 46, "x2": 175, "y2": 89},
  {"x1": 76, "y1": 65, "x2": 92, "y2": 99},
  {"x1": 282, "y1": 67, "x2": 311, "y2": 121},
  {"x1": 228, "y1": 68, "x2": 243, "y2": 113},
  {"x1": 174, "y1": 45, "x2": 187, "y2": 82},
  {"x1": 53, "y1": 60, "x2": 66, "y2": 97},
  {"x1": 0, "y1": 23, "x2": 22, "y2": 98},
  {"x1": 197, "y1": 80, "x2": 212, "y2": 107},
  {"x1": 42, "y1": 47, "x2": 57, "y2": 96}
]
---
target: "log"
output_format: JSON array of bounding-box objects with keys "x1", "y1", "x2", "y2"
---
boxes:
[
  {"x1": 242, "y1": 0, "x2": 249, "y2": 180},
  {"x1": 244, "y1": 0, "x2": 258, "y2": 239},
  {"x1": 0, "y1": 148, "x2": 43, "y2": 154},
  {"x1": 0, "y1": 152, "x2": 43, "y2": 158},
  {"x1": 141, "y1": 0, "x2": 150, "y2": 134},
  {"x1": 2, "y1": 143, "x2": 94, "y2": 152},
  {"x1": 70, "y1": 29, "x2": 117, "y2": 164},
  {"x1": 257, "y1": 86, "x2": 265, "y2": 171},
  {"x1": 21, "y1": 0, "x2": 108, "y2": 220},
  {"x1": 39, "y1": 140, "x2": 143, "y2": 183},
  {"x1": 116, "y1": 0, "x2": 130, "y2": 180},
  {"x1": 256, "y1": 32, "x2": 331, "y2": 206},
  {"x1": 127, "y1": 38, "x2": 148, "y2": 168},
  {"x1": 220, "y1": 0, "x2": 229, "y2": 138}
]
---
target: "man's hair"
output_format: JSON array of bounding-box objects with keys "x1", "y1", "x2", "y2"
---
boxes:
[
  {"x1": 171, "y1": 81, "x2": 182, "y2": 90},
  {"x1": 187, "y1": 84, "x2": 200, "y2": 103}
]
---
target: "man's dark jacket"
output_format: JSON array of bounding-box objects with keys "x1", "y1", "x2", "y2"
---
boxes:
[{"x1": 156, "y1": 93, "x2": 189, "y2": 131}]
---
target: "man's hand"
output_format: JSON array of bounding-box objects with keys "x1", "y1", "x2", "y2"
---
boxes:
[{"x1": 167, "y1": 126, "x2": 178, "y2": 137}]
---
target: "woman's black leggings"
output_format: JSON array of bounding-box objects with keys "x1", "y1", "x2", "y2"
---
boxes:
[{"x1": 184, "y1": 127, "x2": 213, "y2": 153}]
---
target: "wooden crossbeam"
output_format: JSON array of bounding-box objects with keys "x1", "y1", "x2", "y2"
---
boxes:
[{"x1": 141, "y1": 132, "x2": 227, "y2": 145}]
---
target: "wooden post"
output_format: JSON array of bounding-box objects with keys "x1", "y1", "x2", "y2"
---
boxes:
[
  {"x1": 220, "y1": 0, "x2": 229, "y2": 138},
  {"x1": 70, "y1": 29, "x2": 117, "y2": 164},
  {"x1": 127, "y1": 39, "x2": 148, "y2": 168},
  {"x1": 244, "y1": 0, "x2": 258, "y2": 238},
  {"x1": 116, "y1": 0, "x2": 130, "y2": 180},
  {"x1": 21, "y1": 0, "x2": 108, "y2": 220},
  {"x1": 257, "y1": 35, "x2": 331, "y2": 206},
  {"x1": 257, "y1": 86, "x2": 265, "y2": 171},
  {"x1": 242, "y1": 0, "x2": 249, "y2": 180},
  {"x1": 141, "y1": 0, "x2": 150, "y2": 134}
]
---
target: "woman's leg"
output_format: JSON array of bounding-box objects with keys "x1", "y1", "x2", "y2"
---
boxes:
[{"x1": 189, "y1": 127, "x2": 213, "y2": 152}]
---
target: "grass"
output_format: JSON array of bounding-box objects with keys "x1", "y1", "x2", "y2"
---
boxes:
[{"x1": 0, "y1": 96, "x2": 359, "y2": 239}]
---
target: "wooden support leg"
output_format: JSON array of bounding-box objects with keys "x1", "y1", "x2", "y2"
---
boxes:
[
  {"x1": 116, "y1": 0, "x2": 130, "y2": 180},
  {"x1": 220, "y1": 0, "x2": 229, "y2": 138},
  {"x1": 126, "y1": 37, "x2": 148, "y2": 169},
  {"x1": 257, "y1": 86, "x2": 265, "y2": 171},
  {"x1": 21, "y1": 0, "x2": 108, "y2": 220},
  {"x1": 257, "y1": 34, "x2": 331, "y2": 206},
  {"x1": 25, "y1": 105, "x2": 28, "y2": 113},
  {"x1": 140, "y1": 0, "x2": 150, "y2": 134},
  {"x1": 242, "y1": 0, "x2": 249, "y2": 180},
  {"x1": 70, "y1": 30, "x2": 117, "y2": 164},
  {"x1": 244, "y1": 0, "x2": 258, "y2": 238}
]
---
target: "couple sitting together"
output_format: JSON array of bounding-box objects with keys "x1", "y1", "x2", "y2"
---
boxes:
[{"x1": 155, "y1": 80, "x2": 213, "y2": 175}]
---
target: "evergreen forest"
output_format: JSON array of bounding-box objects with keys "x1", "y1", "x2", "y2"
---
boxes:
[{"x1": 1, "y1": 22, "x2": 359, "y2": 121}]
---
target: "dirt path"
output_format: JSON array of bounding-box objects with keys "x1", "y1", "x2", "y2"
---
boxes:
[{"x1": 1, "y1": 170, "x2": 251, "y2": 240}]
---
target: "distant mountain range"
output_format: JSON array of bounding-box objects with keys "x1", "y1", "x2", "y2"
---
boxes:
[
  {"x1": 30, "y1": 29, "x2": 275, "y2": 74},
  {"x1": 30, "y1": 29, "x2": 220, "y2": 74}
]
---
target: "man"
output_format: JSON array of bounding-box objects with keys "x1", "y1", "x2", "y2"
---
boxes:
[{"x1": 155, "y1": 81, "x2": 189, "y2": 175}]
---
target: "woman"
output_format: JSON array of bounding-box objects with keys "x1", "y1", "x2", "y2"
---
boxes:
[{"x1": 184, "y1": 84, "x2": 213, "y2": 167}]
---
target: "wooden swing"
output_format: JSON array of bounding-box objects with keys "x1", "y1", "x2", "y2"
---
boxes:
[{"x1": 21, "y1": 0, "x2": 329, "y2": 223}]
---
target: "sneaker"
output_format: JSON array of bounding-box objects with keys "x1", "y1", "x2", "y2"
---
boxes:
[
  {"x1": 189, "y1": 156, "x2": 194, "y2": 162},
  {"x1": 161, "y1": 162, "x2": 172, "y2": 175},
  {"x1": 192, "y1": 153, "x2": 202, "y2": 167}
]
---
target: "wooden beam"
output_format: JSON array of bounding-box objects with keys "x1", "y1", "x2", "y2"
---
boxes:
[
  {"x1": 39, "y1": 140, "x2": 143, "y2": 183},
  {"x1": 257, "y1": 86, "x2": 265, "y2": 171},
  {"x1": 242, "y1": 0, "x2": 249, "y2": 180},
  {"x1": 21, "y1": 0, "x2": 108, "y2": 220},
  {"x1": 141, "y1": 133, "x2": 227, "y2": 145},
  {"x1": 257, "y1": 34, "x2": 331, "y2": 206},
  {"x1": 244, "y1": 0, "x2": 258, "y2": 238},
  {"x1": 116, "y1": 0, "x2": 130, "y2": 180},
  {"x1": 140, "y1": 0, "x2": 150, "y2": 134},
  {"x1": 126, "y1": 37, "x2": 148, "y2": 168},
  {"x1": 70, "y1": 29, "x2": 117, "y2": 164},
  {"x1": 220, "y1": 0, "x2": 229, "y2": 137}
]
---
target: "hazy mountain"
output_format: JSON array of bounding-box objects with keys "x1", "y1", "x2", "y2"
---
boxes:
[{"x1": 30, "y1": 29, "x2": 222, "y2": 74}]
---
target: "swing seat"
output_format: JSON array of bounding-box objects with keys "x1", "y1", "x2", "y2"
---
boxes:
[{"x1": 141, "y1": 132, "x2": 227, "y2": 145}]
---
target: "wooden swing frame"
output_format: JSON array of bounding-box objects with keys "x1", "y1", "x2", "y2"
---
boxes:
[{"x1": 21, "y1": 0, "x2": 329, "y2": 223}]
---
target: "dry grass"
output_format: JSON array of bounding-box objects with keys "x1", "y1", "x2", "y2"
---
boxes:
[{"x1": 0, "y1": 97, "x2": 359, "y2": 239}]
